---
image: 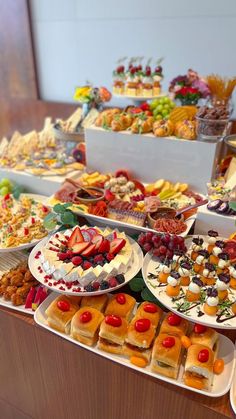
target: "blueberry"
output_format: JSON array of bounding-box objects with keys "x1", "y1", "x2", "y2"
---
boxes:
[
  {"x1": 84, "y1": 284, "x2": 95, "y2": 292},
  {"x1": 100, "y1": 281, "x2": 109, "y2": 290},
  {"x1": 115, "y1": 274, "x2": 125, "y2": 284}
]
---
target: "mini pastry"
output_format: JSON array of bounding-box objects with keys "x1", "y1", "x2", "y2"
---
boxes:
[
  {"x1": 142, "y1": 68, "x2": 153, "y2": 97},
  {"x1": 190, "y1": 323, "x2": 219, "y2": 353},
  {"x1": 186, "y1": 276, "x2": 203, "y2": 302},
  {"x1": 201, "y1": 262, "x2": 216, "y2": 286},
  {"x1": 207, "y1": 230, "x2": 218, "y2": 253},
  {"x1": 209, "y1": 240, "x2": 225, "y2": 265},
  {"x1": 105, "y1": 293, "x2": 136, "y2": 320},
  {"x1": 111, "y1": 114, "x2": 133, "y2": 131},
  {"x1": 153, "y1": 119, "x2": 174, "y2": 137},
  {"x1": 193, "y1": 250, "x2": 209, "y2": 274},
  {"x1": 158, "y1": 260, "x2": 172, "y2": 283},
  {"x1": 178, "y1": 261, "x2": 192, "y2": 286},
  {"x1": 159, "y1": 312, "x2": 188, "y2": 337},
  {"x1": 70, "y1": 306, "x2": 104, "y2": 346},
  {"x1": 190, "y1": 237, "x2": 204, "y2": 261},
  {"x1": 175, "y1": 120, "x2": 196, "y2": 140},
  {"x1": 124, "y1": 317, "x2": 156, "y2": 362},
  {"x1": 135, "y1": 302, "x2": 162, "y2": 328},
  {"x1": 98, "y1": 315, "x2": 128, "y2": 354},
  {"x1": 80, "y1": 294, "x2": 108, "y2": 312},
  {"x1": 131, "y1": 116, "x2": 154, "y2": 134},
  {"x1": 216, "y1": 253, "x2": 229, "y2": 275},
  {"x1": 183, "y1": 344, "x2": 214, "y2": 390},
  {"x1": 45, "y1": 295, "x2": 80, "y2": 334},
  {"x1": 229, "y1": 264, "x2": 236, "y2": 289},
  {"x1": 203, "y1": 288, "x2": 219, "y2": 316},
  {"x1": 215, "y1": 273, "x2": 230, "y2": 301},
  {"x1": 166, "y1": 271, "x2": 181, "y2": 297},
  {"x1": 151, "y1": 333, "x2": 182, "y2": 379}
]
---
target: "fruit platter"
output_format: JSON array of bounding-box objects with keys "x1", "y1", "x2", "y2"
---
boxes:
[
  {"x1": 141, "y1": 230, "x2": 236, "y2": 329},
  {"x1": 49, "y1": 170, "x2": 206, "y2": 236},
  {"x1": 0, "y1": 192, "x2": 53, "y2": 251},
  {"x1": 35, "y1": 291, "x2": 235, "y2": 397},
  {"x1": 0, "y1": 250, "x2": 48, "y2": 315},
  {"x1": 29, "y1": 225, "x2": 143, "y2": 295}
]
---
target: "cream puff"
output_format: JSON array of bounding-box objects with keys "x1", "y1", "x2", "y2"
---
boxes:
[
  {"x1": 193, "y1": 250, "x2": 209, "y2": 274},
  {"x1": 216, "y1": 273, "x2": 230, "y2": 301},
  {"x1": 209, "y1": 240, "x2": 225, "y2": 265},
  {"x1": 207, "y1": 230, "x2": 218, "y2": 253},
  {"x1": 216, "y1": 252, "x2": 229, "y2": 275},
  {"x1": 201, "y1": 263, "x2": 216, "y2": 286},
  {"x1": 204, "y1": 288, "x2": 219, "y2": 316},
  {"x1": 229, "y1": 264, "x2": 236, "y2": 289},
  {"x1": 190, "y1": 237, "x2": 204, "y2": 261},
  {"x1": 158, "y1": 260, "x2": 172, "y2": 283},
  {"x1": 186, "y1": 276, "x2": 203, "y2": 302},
  {"x1": 166, "y1": 271, "x2": 181, "y2": 297},
  {"x1": 178, "y1": 261, "x2": 192, "y2": 286}
]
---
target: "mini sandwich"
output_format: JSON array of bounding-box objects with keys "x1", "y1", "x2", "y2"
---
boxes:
[
  {"x1": 183, "y1": 344, "x2": 214, "y2": 390},
  {"x1": 151, "y1": 333, "x2": 182, "y2": 379},
  {"x1": 45, "y1": 295, "x2": 80, "y2": 334},
  {"x1": 80, "y1": 294, "x2": 108, "y2": 312},
  {"x1": 105, "y1": 293, "x2": 136, "y2": 320},
  {"x1": 135, "y1": 302, "x2": 162, "y2": 328},
  {"x1": 70, "y1": 306, "x2": 104, "y2": 346},
  {"x1": 98, "y1": 315, "x2": 128, "y2": 354},
  {"x1": 123, "y1": 317, "x2": 156, "y2": 362},
  {"x1": 159, "y1": 312, "x2": 188, "y2": 337},
  {"x1": 189, "y1": 324, "x2": 219, "y2": 354}
]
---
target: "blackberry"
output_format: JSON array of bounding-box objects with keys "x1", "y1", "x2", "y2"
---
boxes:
[
  {"x1": 116, "y1": 274, "x2": 125, "y2": 284},
  {"x1": 84, "y1": 284, "x2": 95, "y2": 292},
  {"x1": 100, "y1": 280, "x2": 109, "y2": 290}
]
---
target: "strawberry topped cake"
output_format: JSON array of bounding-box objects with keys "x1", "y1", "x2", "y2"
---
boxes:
[{"x1": 36, "y1": 225, "x2": 133, "y2": 292}]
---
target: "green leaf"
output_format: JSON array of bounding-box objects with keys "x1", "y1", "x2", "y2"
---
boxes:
[
  {"x1": 12, "y1": 185, "x2": 24, "y2": 199},
  {"x1": 63, "y1": 203, "x2": 73, "y2": 209},
  {"x1": 43, "y1": 213, "x2": 58, "y2": 230},
  {"x1": 229, "y1": 201, "x2": 236, "y2": 211},
  {"x1": 60, "y1": 211, "x2": 77, "y2": 226},
  {"x1": 53, "y1": 203, "x2": 66, "y2": 214},
  {"x1": 141, "y1": 287, "x2": 157, "y2": 302},
  {"x1": 129, "y1": 277, "x2": 145, "y2": 292}
]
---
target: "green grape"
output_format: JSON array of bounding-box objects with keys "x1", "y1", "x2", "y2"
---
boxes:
[
  {"x1": 156, "y1": 105, "x2": 163, "y2": 112},
  {"x1": 155, "y1": 114, "x2": 163, "y2": 120},
  {"x1": 0, "y1": 186, "x2": 9, "y2": 196},
  {"x1": 150, "y1": 99, "x2": 159, "y2": 110},
  {"x1": 165, "y1": 113, "x2": 170, "y2": 119},
  {"x1": 163, "y1": 97, "x2": 170, "y2": 104},
  {"x1": 159, "y1": 98, "x2": 165, "y2": 105},
  {"x1": 0, "y1": 178, "x2": 11, "y2": 187},
  {"x1": 163, "y1": 104, "x2": 170, "y2": 110},
  {"x1": 170, "y1": 102, "x2": 176, "y2": 108},
  {"x1": 162, "y1": 109, "x2": 169, "y2": 117}
]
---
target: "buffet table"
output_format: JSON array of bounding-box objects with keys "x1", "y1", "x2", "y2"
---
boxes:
[{"x1": 0, "y1": 306, "x2": 234, "y2": 419}]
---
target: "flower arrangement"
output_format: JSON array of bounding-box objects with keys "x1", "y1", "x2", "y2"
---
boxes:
[
  {"x1": 169, "y1": 69, "x2": 210, "y2": 105},
  {"x1": 74, "y1": 85, "x2": 111, "y2": 116}
]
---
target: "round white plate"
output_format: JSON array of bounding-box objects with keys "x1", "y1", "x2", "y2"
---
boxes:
[
  {"x1": 35, "y1": 291, "x2": 235, "y2": 398},
  {"x1": 0, "y1": 193, "x2": 52, "y2": 253},
  {"x1": 230, "y1": 341, "x2": 236, "y2": 415},
  {"x1": 28, "y1": 235, "x2": 143, "y2": 296},
  {"x1": 142, "y1": 235, "x2": 236, "y2": 329}
]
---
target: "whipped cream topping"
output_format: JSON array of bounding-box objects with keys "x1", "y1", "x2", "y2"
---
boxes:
[
  {"x1": 208, "y1": 237, "x2": 217, "y2": 245},
  {"x1": 206, "y1": 296, "x2": 219, "y2": 307},
  {"x1": 160, "y1": 264, "x2": 171, "y2": 274},
  {"x1": 229, "y1": 266, "x2": 236, "y2": 278},
  {"x1": 218, "y1": 259, "x2": 229, "y2": 269},
  {"x1": 178, "y1": 267, "x2": 190, "y2": 277},
  {"x1": 173, "y1": 254, "x2": 184, "y2": 263},
  {"x1": 212, "y1": 246, "x2": 222, "y2": 257},
  {"x1": 195, "y1": 255, "x2": 205, "y2": 265},
  {"x1": 216, "y1": 278, "x2": 229, "y2": 291},
  {"x1": 188, "y1": 282, "x2": 200, "y2": 294},
  {"x1": 202, "y1": 268, "x2": 215, "y2": 278},
  {"x1": 167, "y1": 275, "x2": 180, "y2": 287},
  {"x1": 192, "y1": 244, "x2": 202, "y2": 252}
]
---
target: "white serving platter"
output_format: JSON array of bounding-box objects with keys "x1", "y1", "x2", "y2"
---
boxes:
[
  {"x1": 0, "y1": 193, "x2": 53, "y2": 253},
  {"x1": 113, "y1": 93, "x2": 166, "y2": 101},
  {"x1": 28, "y1": 234, "x2": 143, "y2": 296},
  {"x1": 230, "y1": 341, "x2": 236, "y2": 415},
  {"x1": 142, "y1": 235, "x2": 236, "y2": 329},
  {"x1": 34, "y1": 291, "x2": 235, "y2": 398}
]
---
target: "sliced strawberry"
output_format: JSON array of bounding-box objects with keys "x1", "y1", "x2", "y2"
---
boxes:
[
  {"x1": 81, "y1": 230, "x2": 92, "y2": 242},
  {"x1": 81, "y1": 244, "x2": 96, "y2": 257},
  {"x1": 104, "y1": 189, "x2": 115, "y2": 202},
  {"x1": 86, "y1": 228, "x2": 98, "y2": 238},
  {"x1": 92, "y1": 234, "x2": 104, "y2": 250},
  {"x1": 67, "y1": 227, "x2": 84, "y2": 248},
  {"x1": 72, "y1": 242, "x2": 90, "y2": 254},
  {"x1": 110, "y1": 238, "x2": 126, "y2": 255},
  {"x1": 98, "y1": 239, "x2": 110, "y2": 253}
]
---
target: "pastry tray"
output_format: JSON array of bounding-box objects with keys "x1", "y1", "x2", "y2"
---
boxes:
[{"x1": 34, "y1": 292, "x2": 235, "y2": 398}]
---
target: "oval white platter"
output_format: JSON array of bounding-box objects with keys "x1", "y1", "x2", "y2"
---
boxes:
[
  {"x1": 34, "y1": 291, "x2": 235, "y2": 398},
  {"x1": 230, "y1": 341, "x2": 236, "y2": 415},
  {"x1": 0, "y1": 193, "x2": 52, "y2": 253},
  {"x1": 28, "y1": 234, "x2": 143, "y2": 296},
  {"x1": 142, "y1": 235, "x2": 236, "y2": 329}
]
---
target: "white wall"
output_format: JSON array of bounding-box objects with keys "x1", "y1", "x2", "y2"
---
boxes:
[{"x1": 30, "y1": 0, "x2": 236, "y2": 105}]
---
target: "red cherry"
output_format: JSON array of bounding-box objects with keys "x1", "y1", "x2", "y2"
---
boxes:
[
  {"x1": 80, "y1": 311, "x2": 92, "y2": 323},
  {"x1": 24, "y1": 227, "x2": 29, "y2": 236},
  {"x1": 167, "y1": 313, "x2": 181, "y2": 326},
  {"x1": 135, "y1": 318, "x2": 151, "y2": 333},
  {"x1": 144, "y1": 303, "x2": 158, "y2": 313},
  {"x1": 57, "y1": 300, "x2": 70, "y2": 312},
  {"x1": 198, "y1": 349, "x2": 209, "y2": 363},
  {"x1": 162, "y1": 337, "x2": 175, "y2": 348},
  {"x1": 194, "y1": 324, "x2": 207, "y2": 334},
  {"x1": 116, "y1": 293, "x2": 126, "y2": 305},
  {"x1": 105, "y1": 315, "x2": 122, "y2": 327}
]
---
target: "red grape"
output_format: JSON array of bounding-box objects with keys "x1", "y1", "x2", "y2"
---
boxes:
[
  {"x1": 159, "y1": 245, "x2": 167, "y2": 255},
  {"x1": 143, "y1": 242, "x2": 153, "y2": 253},
  {"x1": 146, "y1": 232, "x2": 154, "y2": 242},
  {"x1": 161, "y1": 233, "x2": 171, "y2": 245},
  {"x1": 153, "y1": 248, "x2": 160, "y2": 257},
  {"x1": 166, "y1": 250, "x2": 173, "y2": 259},
  {"x1": 138, "y1": 234, "x2": 146, "y2": 246}
]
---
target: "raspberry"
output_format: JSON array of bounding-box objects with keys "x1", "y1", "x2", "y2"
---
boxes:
[
  {"x1": 83, "y1": 261, "x2": 93, "y2": 270},
  {"x1": 106, "y1": 253, "x2": 115, "y2": 262},
  {"x1": 71, "y1": 256, "x2": 83, "y2": 266},
  {"x1": 94, "y1": 254, "x2": 104, "y2": 263},
  {"x1": 92, "y1": 281, "x2": 100, "y2": 290},
  {"x1": 108, "y1": 277, "x2": 118, "y2": 288}
]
